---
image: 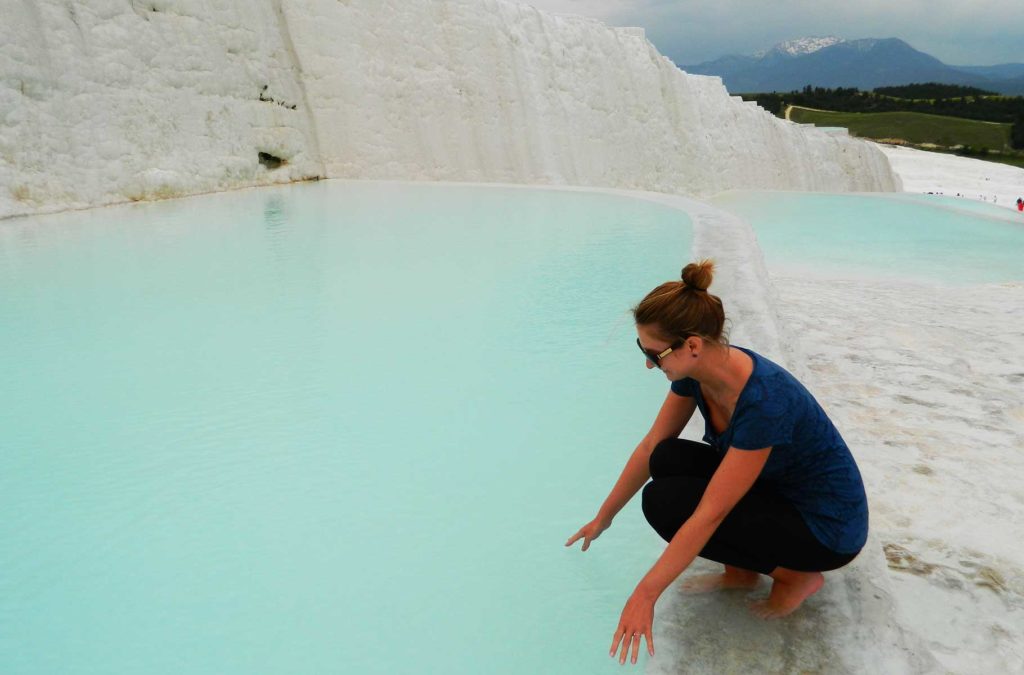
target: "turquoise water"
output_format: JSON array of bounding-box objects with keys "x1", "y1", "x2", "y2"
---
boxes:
[
  {"x1": 711, "y1": 191, "x2": 1024, "y2": 284},
  {"x1": 0, "y1": 182, "x2": 692, "y2": 675},
  {"x1": 887, "y1": 192, "x2": 1022, "y2": 221}
]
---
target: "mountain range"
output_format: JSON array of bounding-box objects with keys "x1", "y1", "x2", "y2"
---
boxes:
[{"x1": 681, "y1": 38, "x2": 1024, "y2": 95}]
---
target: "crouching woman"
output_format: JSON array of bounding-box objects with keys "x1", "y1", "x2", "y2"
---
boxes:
[{"x1": 566, "y1": 259, "x2": 868, "y2": 665}]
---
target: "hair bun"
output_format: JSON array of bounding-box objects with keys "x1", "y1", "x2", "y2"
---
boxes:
[{"x1": 681, "y1": 259, "x2": 714, "y2": 292}]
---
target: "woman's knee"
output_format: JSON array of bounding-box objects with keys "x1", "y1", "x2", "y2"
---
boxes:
[
  {"x1": 648, "y1": 438, "x2": 719, "y2": 479},
  {"x1": 648, "y1": 439, "x2": 676, "y2": 478},
  {"x1": 641, "y1": 481, "x2": 674, "y2": 541},
  {"x1": 642, "y1": 477, "x2": 706, "y2": 541}
]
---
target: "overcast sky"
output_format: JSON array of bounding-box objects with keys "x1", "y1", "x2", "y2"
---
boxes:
[{"x1": 520, "y1": 0, "x2": 1024, "y2": 66}]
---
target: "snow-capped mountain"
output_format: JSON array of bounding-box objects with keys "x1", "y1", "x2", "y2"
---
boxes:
[
  {"x1": 684, "y1": 37, "x2": 1024, "y2": 94},
  {"x1": 755, "y1": 36, "x2": 845, "y2": 58}
]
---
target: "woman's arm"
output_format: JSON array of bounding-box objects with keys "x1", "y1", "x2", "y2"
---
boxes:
[
  {"x1": 566, "y1": 392, "x2": 696, "y2": 551},
  {"x1": 610, "y1": 445, "x2": 772, "y2": 664}
]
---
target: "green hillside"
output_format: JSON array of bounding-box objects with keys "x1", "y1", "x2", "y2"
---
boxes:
[
  {"x1": 789, "y1": 107, "x2": 1012, "y2": 149},
  {"x1": 788, "y1": 106, "x2": 1024, "y2": 167}
]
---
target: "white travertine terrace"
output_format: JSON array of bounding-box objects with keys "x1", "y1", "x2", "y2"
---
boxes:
[{"x1": 0, "y1": 0, "x2": 899, "y2": 219}]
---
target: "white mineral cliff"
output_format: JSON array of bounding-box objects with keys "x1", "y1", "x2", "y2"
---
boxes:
[{"x1": 0, "y1": 0, "x2": 899, "y2": 219}]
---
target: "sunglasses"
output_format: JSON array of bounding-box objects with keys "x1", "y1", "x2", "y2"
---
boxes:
[{"x1": 636, "y1": 337, "x2": 685, "y2": 368}]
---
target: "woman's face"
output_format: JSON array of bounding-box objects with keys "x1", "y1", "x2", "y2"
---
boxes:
[{"x1": 636, "y1": 324, "x2": 693, "y2": 381}]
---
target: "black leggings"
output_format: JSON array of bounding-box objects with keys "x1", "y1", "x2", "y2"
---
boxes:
[{"x1": 641, "y1": 438, "x2": 860, "y2": 575}]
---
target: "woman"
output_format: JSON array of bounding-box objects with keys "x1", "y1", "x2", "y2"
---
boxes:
[{"x1": 565, "y1": 259, "x2": 868, "y2": 665}]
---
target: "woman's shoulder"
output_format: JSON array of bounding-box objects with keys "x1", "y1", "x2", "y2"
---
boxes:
[
  {"x1": 734, "y1": 346, "x2": 811, "y2": 405},
  {"x1": 735, "y1": 346, "x2": 797, "y2": 382}
]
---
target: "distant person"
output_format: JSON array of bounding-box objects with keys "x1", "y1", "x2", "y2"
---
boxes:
[
  {"x1": 566, "y1": 260, "x2": 868, "y2": 665},
  {"x1": 1017, "y1": 197, "x2": 1023, "y2": 212}
]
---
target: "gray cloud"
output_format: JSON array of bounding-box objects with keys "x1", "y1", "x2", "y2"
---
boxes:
[{"x1": 521, "y1": 0, "x2": 1024, "y2": 66}]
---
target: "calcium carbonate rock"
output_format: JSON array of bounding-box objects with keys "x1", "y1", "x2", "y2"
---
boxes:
[
  {"x1": 0, "y1": 0, "x2": 899, "y2": 219},
  {"x1": 0, "y1": 0, "x2": 324, "y2": 219}
]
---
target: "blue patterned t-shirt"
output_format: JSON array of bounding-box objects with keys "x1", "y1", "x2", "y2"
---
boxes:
[{"x1": 670, "y1": 346, "x2": 868, "y2": 554}]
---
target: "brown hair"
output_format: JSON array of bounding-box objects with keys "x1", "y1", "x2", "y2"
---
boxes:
[{"x1": 632, "y1": 259, "x2": 727, "y2": 344}]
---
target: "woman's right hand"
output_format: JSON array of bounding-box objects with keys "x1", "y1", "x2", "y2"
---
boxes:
[{"x1": 565, "y1": 517, "x2": 611, "y2": 552}]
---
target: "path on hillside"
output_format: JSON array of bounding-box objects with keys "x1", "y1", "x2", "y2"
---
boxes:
[{"x1": 785, "y1": 104, "x2": 838, "y2": 121}]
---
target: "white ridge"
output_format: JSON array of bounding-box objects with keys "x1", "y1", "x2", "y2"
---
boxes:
[{"x1": 0, "y1": 1, "x2": 897, "y2": 219}]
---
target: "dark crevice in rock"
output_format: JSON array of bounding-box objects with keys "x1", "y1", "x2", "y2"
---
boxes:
[{"x1": 258, "y1": 152, "x2": 286, "y2": 170}]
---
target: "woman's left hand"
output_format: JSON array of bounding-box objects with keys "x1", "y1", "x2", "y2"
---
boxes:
[{"x1": 610, "y1": 586, "x2": 657, "y2": 664}]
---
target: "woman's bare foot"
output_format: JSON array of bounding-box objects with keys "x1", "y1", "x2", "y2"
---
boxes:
[
  {"x1": 681, "y1": 565, "x2": 761, "y2": 594},
  {"x1": 750, "y1": 569, "x2": 824, "y2": 618}
]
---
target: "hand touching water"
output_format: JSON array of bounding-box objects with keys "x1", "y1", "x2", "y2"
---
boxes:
[
  {"x1": 609, "y1": 587, "x2": 656, "y2": 664},
  {"x1": 565, "y1": 516, "x2": 610, "y2": 552}
]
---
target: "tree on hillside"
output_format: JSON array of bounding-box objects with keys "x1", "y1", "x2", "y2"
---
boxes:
[
  {"x1": 1012, "y1": 115, "x2": 1024, "y2": 150},
  {"x1": 874, "y1": 83, "x2": 997, "y2": 99}
]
